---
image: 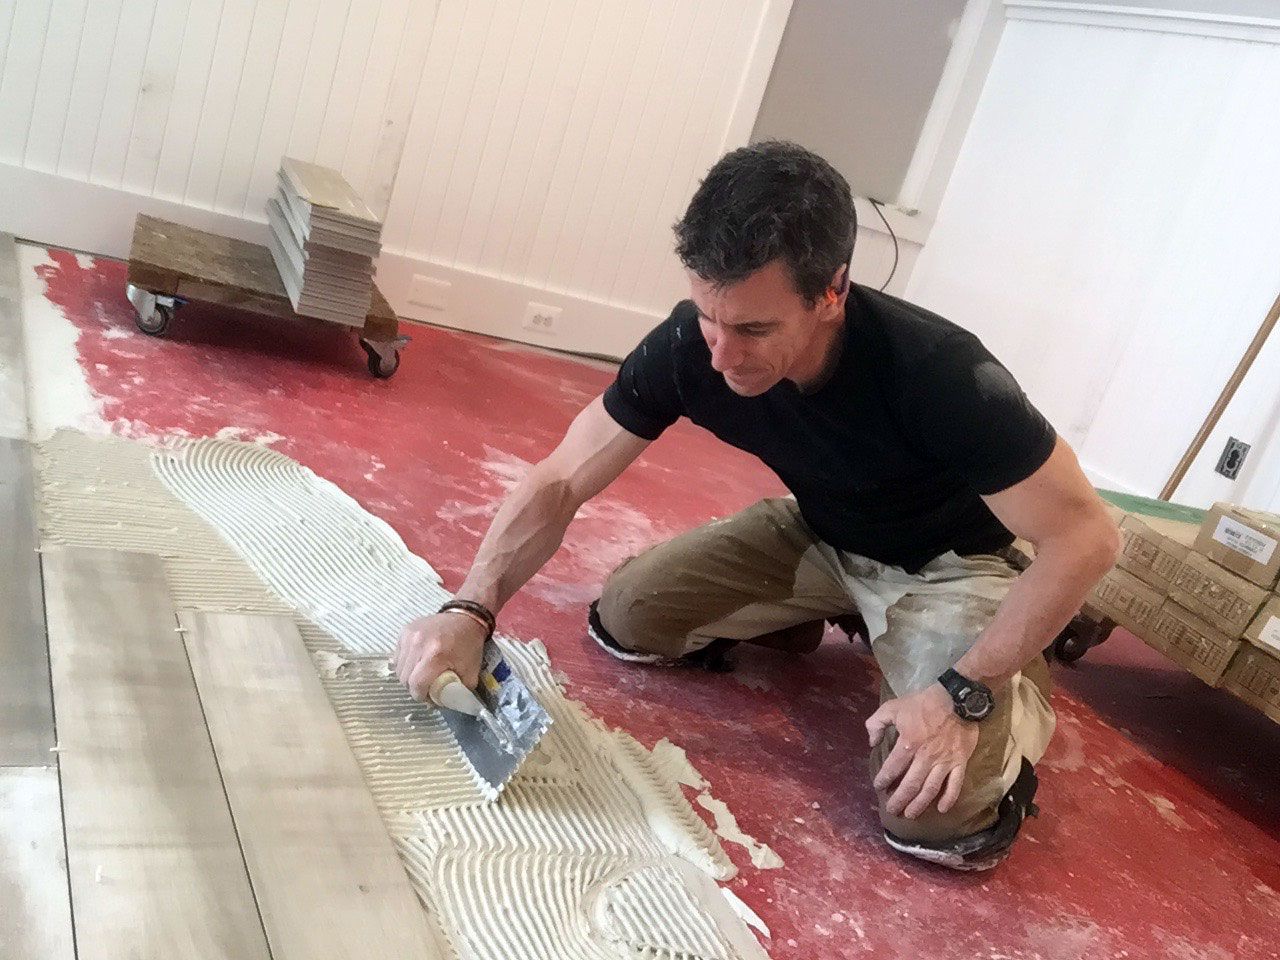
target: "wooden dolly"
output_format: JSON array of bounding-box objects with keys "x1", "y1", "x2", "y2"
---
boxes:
[{"x1": 125, "y1": 214, "x2": 408, "y2": 378}]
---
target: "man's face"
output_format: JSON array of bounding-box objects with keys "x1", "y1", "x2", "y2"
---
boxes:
[{"x1": 688, "y1": 260, "x2": 842, "y2": 397}]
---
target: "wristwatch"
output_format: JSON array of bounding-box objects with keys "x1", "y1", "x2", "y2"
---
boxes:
[{"x1": 938, "y1": 668, "x2": 995, "y2": 722}]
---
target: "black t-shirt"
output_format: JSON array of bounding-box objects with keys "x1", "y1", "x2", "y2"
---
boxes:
[{"x1": 602, "y1": 284, "x2": 1057, "y2": 572}]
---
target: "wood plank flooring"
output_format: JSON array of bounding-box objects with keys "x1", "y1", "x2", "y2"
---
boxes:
[
  {"x1": 0, "y1": 768, "x2": 74, "y2": 960},
  {"x1": 0, "y1": 437, "x2": 53, "y2": 766},
  {"x1": 179, "y1": 610, "x2": 447, "y2": 960},
  {"x1": 43, "y1": 548, "x2": 271, "y2": 960}
]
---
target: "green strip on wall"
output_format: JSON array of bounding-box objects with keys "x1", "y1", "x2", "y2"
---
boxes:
[{"x1": 1098, "y1": 489, "x2": 1206, "y2": 525}]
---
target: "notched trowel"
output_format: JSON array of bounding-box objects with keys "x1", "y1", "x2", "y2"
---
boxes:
[{"x1": 427, "y1": 638, "x2": 552, "y2": 799}]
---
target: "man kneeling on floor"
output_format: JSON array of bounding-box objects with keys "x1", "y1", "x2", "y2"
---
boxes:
[{"x1": 395, "y1": 141, "x2": 1120, "y2": 871}]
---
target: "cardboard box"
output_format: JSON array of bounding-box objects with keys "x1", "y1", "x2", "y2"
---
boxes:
[
  {"x1": 1243, "y1": 594, "x2": 1280, "y2": 657},
  {"x1": 1117, "y1": 514, "x2": 1197, "y2": 592},
  {"x1": 1088, "y1": 566, "x2": 1163, "y2": 637},
  {"x1": 1148, "y1": 600, "x2": 1240, "y2": 686},
  {"x1": 1221, "y1": 643, "x2": 1280, "y2": 725},
  {"x1": 1167, "y1": 552, "x2": 1267, "y2": 638},
  {"x1": 1194, "y1": 502, "x2": 1280, "y2": 589}
]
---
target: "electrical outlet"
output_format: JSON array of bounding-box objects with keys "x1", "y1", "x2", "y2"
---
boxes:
[
  {"x1": 409, "y1": 275, "x2": 450, "y2": 311},
  {"x1": 522, "y1": 302, "x2": 561, "y2": 335},
  {"x1": 1215, "y1": 437, "x2": 1250, "y2": 480}
]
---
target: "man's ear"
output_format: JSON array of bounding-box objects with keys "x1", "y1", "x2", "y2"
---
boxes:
[{"x1": 823, "y1": 265, "x2": 850, "y2": 306}]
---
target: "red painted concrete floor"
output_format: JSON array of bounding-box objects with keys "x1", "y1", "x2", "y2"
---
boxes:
[{"x1": 32, "y1": 248, "x2": 1280, "y2": 959}]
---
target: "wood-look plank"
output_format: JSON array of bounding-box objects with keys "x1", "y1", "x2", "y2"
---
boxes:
[
  {"x1": 0, "y1": 767, "x2": 74, "y2": 960},
  {"x1": 0, "y1": 438, "x2": 53, "y2": 766},
  {"x1": 178, "y1": 610, "x2": 447, "y2": 960},
  {"x1": 43, "y1": 548, "x2": 271, "y2": 960},
  {"x1": 1, "y1": 230, "x2": 32, "y2": 439}
]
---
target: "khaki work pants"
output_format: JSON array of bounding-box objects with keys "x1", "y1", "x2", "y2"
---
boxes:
[{"x1": 596, "y1": 497, "x2": 1056, "y2": 844}]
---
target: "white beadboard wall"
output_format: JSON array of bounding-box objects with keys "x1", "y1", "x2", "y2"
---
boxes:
[
  {"x1": 0, "y1": 0, "x2": 791, "y2": 357},
  {"x1": 906, "y1": 1, "x2": 1280, "y2": 511}
]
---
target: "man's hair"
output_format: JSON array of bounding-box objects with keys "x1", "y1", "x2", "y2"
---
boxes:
[{"x1": 673, "y1": 141, "x2": 857, "y2": 305}]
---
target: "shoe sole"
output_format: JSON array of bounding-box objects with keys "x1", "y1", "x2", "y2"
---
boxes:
[
  {"x1": 882, "y1": 831, "x2": 1010, "y2": 872},
  {"x1": 586, "y1": 619, "x2": 671, "y2": 665}
]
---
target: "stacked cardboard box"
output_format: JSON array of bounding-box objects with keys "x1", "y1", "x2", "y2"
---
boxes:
[
  {"x1": 1090, "y1": 499, "x2": 1280, "y2": 720},
  {"x1": 1088, "y1": 506, "x2": 1195, "y2": 643},
  {"x1": 1200, "y1": 504, "x2": 1280, "y2": 721},
  {"x1": 1087, "y1": 502, "x2": 1262, "y2": 688},
  {"x1": 266, "y1": 157, "x2": 381, "y2": 327}
]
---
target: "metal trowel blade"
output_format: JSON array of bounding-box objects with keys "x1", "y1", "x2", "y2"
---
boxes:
[{"x1": 439, "y1": 639, "x2": 552, "y2": 799}]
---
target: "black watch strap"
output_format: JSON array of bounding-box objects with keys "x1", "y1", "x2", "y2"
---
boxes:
[{"x1": 938, "y1": 668, "x2": 995, "y2": 722}]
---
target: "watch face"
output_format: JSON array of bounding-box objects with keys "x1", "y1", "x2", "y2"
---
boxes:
[{"x1": 962, "y1": 689, "x2": 993, "y2": 718}]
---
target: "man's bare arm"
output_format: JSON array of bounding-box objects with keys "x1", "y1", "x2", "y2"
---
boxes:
[
  {"x1": 954, "y1": 436, "x2": 1121, "y2": 686},
  {"x1": 868, "y1": 437, "x2": 1120, "y2": 819},
  {"x1": 454, "y1": 395, "x2": 651, "y2": 613},
  {"x1": 394, "y1": 396, "x2": 650, "y2": 697}
]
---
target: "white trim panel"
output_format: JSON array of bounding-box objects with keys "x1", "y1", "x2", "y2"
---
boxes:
[{"x1": 1006, "y1": 1, "x2": 1280, "y2": 43}]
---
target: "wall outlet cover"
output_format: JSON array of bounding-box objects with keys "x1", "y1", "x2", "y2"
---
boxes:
[
  {"x1": 521, "y1": 302, "x2": 562, "y2": 335},
  {"x1": 409, "y1": 276, "x2": 450, "y2": 311},
  {"x1": 1216, "y1": 437, "x2": 1250, "y2": 480}
]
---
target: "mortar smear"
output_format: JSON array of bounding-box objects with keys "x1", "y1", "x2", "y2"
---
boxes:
[{"x1": 36, "y1": 430, "x2": 772, "y2": 960}]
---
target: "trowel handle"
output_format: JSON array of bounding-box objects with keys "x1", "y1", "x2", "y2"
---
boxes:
[{"x1": 428, "y1": 670, "x2": 485, "y2": 716}]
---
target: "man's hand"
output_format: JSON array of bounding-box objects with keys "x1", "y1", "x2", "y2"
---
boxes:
[
  {"x1": 867, "y1": 684, "x2": 979, "y2": 820},
  {"x1": 394, "y1": 613, "x2": 488, "y2": 702}
]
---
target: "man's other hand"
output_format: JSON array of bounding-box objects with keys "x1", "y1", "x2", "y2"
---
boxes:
[
  {"x1": 866, "y1": 684, "x2": 980, "y2": 820},
  {"x1": 394, "y1": 613, "x2": 488, "y2": 702}
]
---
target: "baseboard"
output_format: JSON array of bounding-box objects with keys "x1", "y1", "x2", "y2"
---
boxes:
[
  {"x1": 374, "y1": 254, "x2": 663, "y2": 362},
  {"x1": 0, "y1": 162, "x2": 663, "y2": 360},
  {"x1": 0, "y1": 161, "x2": 267, "y2": 259}
]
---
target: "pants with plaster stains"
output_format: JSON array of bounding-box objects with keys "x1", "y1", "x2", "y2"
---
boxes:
[{"x1": 595, "y1": 497, "x2": 1056, "y2": 846}]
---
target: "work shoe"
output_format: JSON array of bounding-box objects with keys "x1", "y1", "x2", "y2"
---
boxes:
[
  {"x1": 587, "y1": 600, "x2": 673, "y2": 665},
  {"x1": 586, "y1": 600, "x2": 739, "y2": 671},
  {"x1": 883, "y1": 758, "x2": 1040, "y2": 872}
]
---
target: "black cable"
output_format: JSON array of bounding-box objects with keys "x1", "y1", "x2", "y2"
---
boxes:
[{"x1": 868, "y1": 198, "x2": 899, "y2": 293}]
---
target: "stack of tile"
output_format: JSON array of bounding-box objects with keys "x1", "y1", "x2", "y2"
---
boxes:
[{"x1": 266, "y1": 157, "x2": 381, "y2": 327}]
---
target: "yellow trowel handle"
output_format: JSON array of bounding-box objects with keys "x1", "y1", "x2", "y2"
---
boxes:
[{"x1": 428, "y1": 670, "x2": 485, "y2": 716}]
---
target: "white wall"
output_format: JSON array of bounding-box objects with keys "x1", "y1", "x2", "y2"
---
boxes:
[
  {"x1": 0, "y1": 0, "x2": 789, "y2": 358},
  {"x1": 906, "y1": 1, "x2": 1280, "y2": 510},
  {"x1": 752, "y1": 0, "x2": 970, "y2": 205}
]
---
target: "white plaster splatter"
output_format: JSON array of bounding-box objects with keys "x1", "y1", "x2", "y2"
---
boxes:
[
  {"x1": 651, "y1": 737, "x2": 710, "y2": 790},
  {"x1": 312, "y1": 649, "x2": 353, "y2": 678},
  {"x1": 722, "y1": 886, "x2": 771, "y2": 939},
  {"x1": 18, "y1": 244, "x2": 108, "y2": 441},
  {"x1": 1147, "y1": 794, "x2": 1191, "y2": 831},
  {"x1": 214, "y1": 426, "x2": 285, "y2": 446},
  {"x1": 129, "y1": 433, "x2": 774, "y2": 958},
  {"x1": 696, "y1": 792, "x2": 784, "y2": 870}
]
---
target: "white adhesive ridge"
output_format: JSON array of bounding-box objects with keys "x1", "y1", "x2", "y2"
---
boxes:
[
  {"x1": 696, "y1": 794, "x2": 785, "y2": 871},
  {"x1": 651, "y1": 737, "x2": 711, "y2": 790},
  {"x1": 152, "y1": 438, "x2": 446, "y2": 656},
  {"x1": 721, "y1": 888, "x2": 771, "y2": 941},
  {"x1": 40, "y1": 432, "x2": 770, "y2": 959}
]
